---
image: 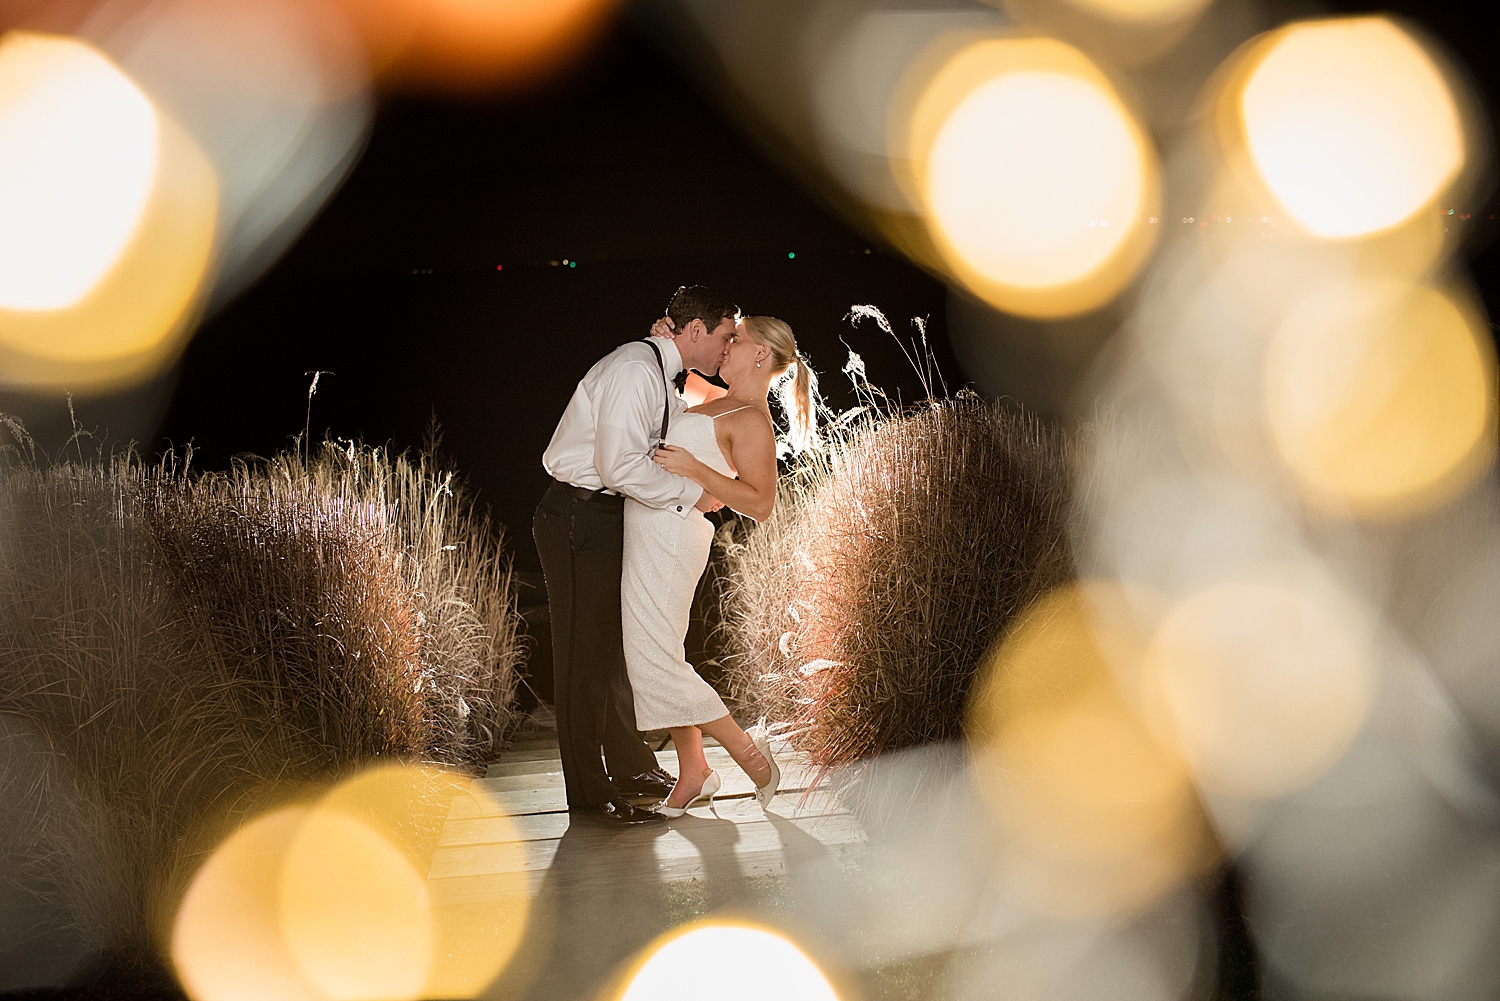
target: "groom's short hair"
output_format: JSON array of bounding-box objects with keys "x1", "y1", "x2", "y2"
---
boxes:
[{"x1": 667, "y1": 286, "x2": 738, "y2": 336}]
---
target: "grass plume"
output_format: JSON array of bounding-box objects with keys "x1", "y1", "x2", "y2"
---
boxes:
[
  {"x1": 0, "y1": 431, "x2": 522, "y2": 981},
  {"x1": 720, "y1": 392, "x2": 1073, "y2": 775}
]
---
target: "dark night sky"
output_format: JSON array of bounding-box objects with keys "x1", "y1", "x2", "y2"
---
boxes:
[
  {"x1": 150, "y1": 19, "x2": 960, "y2": 571},
  {"x1": 144, "y1": 1, "x2": 1499, "y2": 572}
]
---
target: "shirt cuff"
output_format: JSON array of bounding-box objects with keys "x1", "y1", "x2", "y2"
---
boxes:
[{"x1": 674, "y1": 482, "x2": 705, "y2": 517}]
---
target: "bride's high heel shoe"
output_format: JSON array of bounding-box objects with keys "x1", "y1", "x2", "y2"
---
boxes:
[
  {"x1": 747, "y1": 719, "x2": 780, "y2": 809},
  {"x1": 654, "y1": 769, "x2": 721, "y2": 818}
]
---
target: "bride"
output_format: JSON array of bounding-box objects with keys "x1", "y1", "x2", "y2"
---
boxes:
[{"x1": 621, "y1": 314, "x2": 818, "y2": 816}]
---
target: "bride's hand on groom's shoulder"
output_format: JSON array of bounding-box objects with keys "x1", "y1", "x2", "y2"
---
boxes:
[
  {"x1": 653, "y1": 444, "x2": 697, "y2": 477},
  {"x1": 650, "y1": 316, "x2": 675, "y2": 338}
]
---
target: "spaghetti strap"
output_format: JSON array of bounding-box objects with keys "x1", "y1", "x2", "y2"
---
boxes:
[{"x1": 710, "y1": 405, "x2": 760, "y2": 419}]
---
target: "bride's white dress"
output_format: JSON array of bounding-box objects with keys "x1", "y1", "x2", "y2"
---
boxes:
[{"x1": 622, "y1": 410, "x2": 741, "y2": 731}]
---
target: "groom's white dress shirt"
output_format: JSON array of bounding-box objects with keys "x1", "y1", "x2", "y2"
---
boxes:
[{"x1": 542, "y1": 335, "x2": 703, "y2": 517}]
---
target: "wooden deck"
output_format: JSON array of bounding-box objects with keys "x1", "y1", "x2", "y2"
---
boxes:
[
  {"x1": 424, "y1": 709, "x2": 866, "y2": 999},
  {"x1": 428, "y1": 708, "x2": 864, "y2": 902}
]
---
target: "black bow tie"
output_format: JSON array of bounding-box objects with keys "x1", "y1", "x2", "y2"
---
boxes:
[{"x1": 673, "y1": 369, "x2": 689, "y2": 393}]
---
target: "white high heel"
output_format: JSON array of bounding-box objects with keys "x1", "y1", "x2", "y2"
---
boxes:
[
  {"x1": 747, "y1": 719, "x2": 780, "y2": 809},
  {"x1": 654, "y1": 768, "x2": 721, "y2": 818}
]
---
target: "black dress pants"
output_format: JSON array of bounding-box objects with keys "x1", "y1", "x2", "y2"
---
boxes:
[{"x1": 533, "y1": 481, "x2": 660, "y2": 809}]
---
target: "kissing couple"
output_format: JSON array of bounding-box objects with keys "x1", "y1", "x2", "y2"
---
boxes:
[{"x1": 534, "y1": 285, "x2": 818, "y2": 827}]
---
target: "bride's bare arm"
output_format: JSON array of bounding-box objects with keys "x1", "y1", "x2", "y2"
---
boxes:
[{"x1": 652, "y1": 413, "x2": 778, "y2": 521}]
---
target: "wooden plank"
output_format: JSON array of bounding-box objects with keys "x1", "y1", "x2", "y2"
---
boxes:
[
  {"x1": 502, "y1": 733, "x2": 557, "y2": 746},
  {"x1": 428, "y1": 841, "x2": 869, "y2": 903},
  {"x1": 444, "y1": 783, "x2": 832, "y2": 824},
  {"x1": 428, "y1": 810, "x2": 866, "y2": 881},
  {"x1": 458, "y1": 770, "x2": 823, "y2": 818},
  {"x1": 476, "y1": 771, "x2": 564, "y2": 792},
  {"x1": 486, "y1": 757, "x2": 570, "y2": 777},
  {"x1": 489, "y1": 747, "x2": 562, "y2": 763},
  {"x1": 444, "y1": 780, "x2": 831, "y2": 821},
  {"x1": 439, "y1": 788, "x2": 849, "y2": 847},
  {"x1": 447, "y1": 787, "x2": 569, "y2": 819},
  {"x1": 474, "y1": 749, "x2": 818, "y2": 796}
]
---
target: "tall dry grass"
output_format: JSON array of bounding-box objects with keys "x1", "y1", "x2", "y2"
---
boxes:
[
  {"x1": 0, "y1": 430, "x2": 522, "y2": 981},
  {"x1": 720, "y1": 393, "x2": 1073, "y2": 774}
]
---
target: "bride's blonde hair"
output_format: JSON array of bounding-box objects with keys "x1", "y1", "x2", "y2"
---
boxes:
[{"x1": 741, "y1": 315, "x2": 819, "y2": 454}]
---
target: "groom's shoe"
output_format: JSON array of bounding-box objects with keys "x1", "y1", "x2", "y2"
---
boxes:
[
  {"x1": 574, "y1": 798, "x2": 667, "y2": 827},
  {"x1": 614, "y1": 767, "x2": 676, "y2": 799}
]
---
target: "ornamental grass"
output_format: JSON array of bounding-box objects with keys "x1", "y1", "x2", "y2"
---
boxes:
[
  {"x1": 0, "y1": 428, "x2": 522, "y2": 984},
  {"x1": 720, "y1": 393, "x2": 1073, "y2": 775}
]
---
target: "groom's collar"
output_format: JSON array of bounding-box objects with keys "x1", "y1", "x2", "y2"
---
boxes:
[{"x1": 649, "y1": 334, "x2": 684, "y2": 380}]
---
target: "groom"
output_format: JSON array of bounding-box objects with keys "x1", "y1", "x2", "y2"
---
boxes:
[{"x1": 535, "y1": 285, "x2": 739, "y2": 826}]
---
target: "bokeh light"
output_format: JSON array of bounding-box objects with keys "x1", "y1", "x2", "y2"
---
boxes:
[
  {"x1": 909, "y1": 38, "x2": 1158, "y2": 318},
  {"x1": 1057, "y1": 0, "x2": 1212, "y2": 28},
  {"x1": 172, "y1": 808, "x2": 323, "y2": 1001},
  {"x1": 615, "y1": 921, "x2": 840, "y2": 1001},
  {"x1": 315, "y1": 764, "x2": 530, "y2": 1000},
  {"x1": 1238, "y1": 18, "x2": 1464, "y2": 239},
  {"x1": 0, "y1": 32, "x2": 156, "y2": 311},
  {"x1": 968, "y1": 582, "x2": 1216, "y2": 918},
  {"x1": 280, "y1": 812, "x2": 432, "y2": 1000},
  {"x1": 1265, "y1": 280, "x2": 1495, "y2": 517},
  {"x1": 0, "y1": 30, "x2": 217, "y2": 389},
  {"x1": 367, "y1": 0, "x2": 619, "y2": 88},
  {"x1": 172, "y1": 765, "x2": 526, "y2": 1001},
  {"x1": 1141, "y1": 564, "x2": 1375, "y2": 800}
]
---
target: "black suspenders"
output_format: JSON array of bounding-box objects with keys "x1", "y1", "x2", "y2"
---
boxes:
[{"x1": 643, "y1": 339, "x2": 673, "y2": 443}]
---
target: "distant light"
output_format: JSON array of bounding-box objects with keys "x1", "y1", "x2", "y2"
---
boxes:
[
  {"x1": 618, "y1": 922, "x2": 838, "y2": 1001},
  {"x1": 569, "y1": 260, "x2": 576, "y2": 268},
  {"x1": 0, "y1": 33, "x2": 158, "y2": 310},
  {"x1": 1238, "y1": 17, "x2": 1464, "y2": 239},
  {"x1": 788, "y1": 252, "x2": 796, "y2": 259},
  {"x1": 562, "y1": 258, "x2": 569, "y2": 264},
  {"x1": 496, "y1": 264, "x2": 503, "y2": 270}
]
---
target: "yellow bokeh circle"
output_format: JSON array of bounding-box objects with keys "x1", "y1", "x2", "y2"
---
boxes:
[
  {"x1": 172, "y1": 765, "x2": 527, "y2": 1001},
  {"x1": 1235, "y1": 17, "x2": 1464, "y2": 240},
  {"x1": 610, "y1": 920, "x2": 841, "y2": 1001},
  {"x1": 1142, "y1": 566, "x2": 1375, "y2": 799},
  {"x1": 906, "y1": 37, "x2": 1159, "y2": 318},
  {"x1": 172, "y1": 808, "x2": 324, "y2": 1001},
  {"x1": 0, "y1": 32, "x2": 157, "y2": 311},
  {"x1": 0, "y1": 31, "x2": 217, "y2": 390},
  {"x1": 279, "y1": 812, "x2": 433, "y2": 1001},
  {"x1": 1265, "y1": 280, "x2": 1496, "y2": 517},
  {"x1": 1059, "y1": 0, "x2": 1211, "y2": 28},
  {"x1": 967, "y1": 582, "x2": 1215, "y2": 918}
]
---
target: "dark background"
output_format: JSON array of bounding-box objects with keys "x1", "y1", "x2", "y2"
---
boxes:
[
  {"x1": 142, "y1": 1, "x2": 1497, "y2": 573},
  {"x1": 148, "y1": 20, "x2": 962, "y2": 572}
]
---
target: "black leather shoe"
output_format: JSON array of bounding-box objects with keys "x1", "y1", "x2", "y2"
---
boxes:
[
  {"x1": 614, "y1": 767, "x2": 676, "y2": 799},
  {"x1": 574, "y1": 798, "x2": 667, "y2": 827}
]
